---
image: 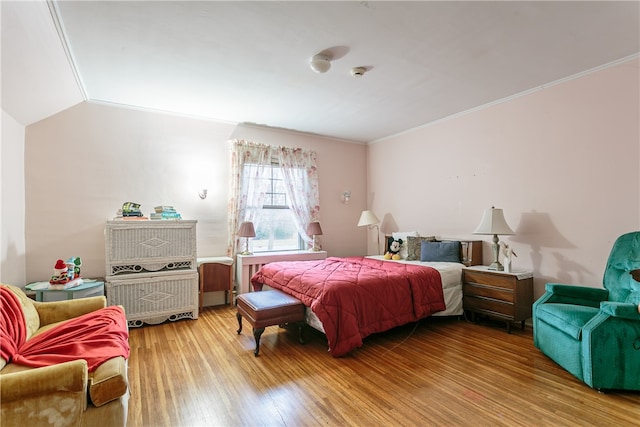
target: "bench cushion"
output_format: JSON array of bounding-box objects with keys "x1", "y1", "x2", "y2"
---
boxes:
[{"x1": 237, "y1": 290, "x2": 304, "y2": 329}]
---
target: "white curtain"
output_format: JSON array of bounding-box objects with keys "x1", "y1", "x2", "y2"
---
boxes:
[
  {"x1": 227, "y1": 140, "x2": 272, "y2": 256},
  {"x1": 277, "y1": 146, "x2": 320, "y2": 248},
  {"x1": 227, "y1": 140, "x2": 320, "y2": 256}
]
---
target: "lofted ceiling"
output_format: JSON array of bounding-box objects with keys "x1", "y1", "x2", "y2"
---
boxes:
[{"x1": 3, "y1": 1, "x2": 639, "y2": 143}]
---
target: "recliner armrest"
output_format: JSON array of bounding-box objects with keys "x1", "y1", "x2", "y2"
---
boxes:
[
  {"x1": 599, "y1": 301, "x2": 640, "y2": 320},
  {"x1": 543, "y1": 283, "x2": 609, "y2": 306}
]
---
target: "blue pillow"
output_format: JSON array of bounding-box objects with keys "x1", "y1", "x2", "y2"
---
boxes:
[{"x1": 420, "y1": 241, "x2": 461, "y2": 263}]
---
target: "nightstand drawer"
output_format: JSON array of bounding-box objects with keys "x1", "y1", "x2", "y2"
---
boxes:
[
  {"x1": 463, "y1": 270, "x2": 516, "y2": 290},
  {"x1": 463, "y1": 295, "x2": 515, "y2": 317},
  {"x1": 463, "y1": 283, "x2": 514, "y2": 303}
]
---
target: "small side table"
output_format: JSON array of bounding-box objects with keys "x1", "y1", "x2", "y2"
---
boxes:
[
  {"x1": 197, "y1": 256, "x2": 234, "y2": 311},
  {"x1": 462, "y1": 265, "x2": 534, "y2": 333},
  {"x1": 25, "y1": 279, "x2": 105, "y2": 302}
]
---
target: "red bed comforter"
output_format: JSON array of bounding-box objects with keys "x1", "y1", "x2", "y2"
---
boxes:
[{"x1": 251, "y1": 256, "x2": 445, "y2": 357}]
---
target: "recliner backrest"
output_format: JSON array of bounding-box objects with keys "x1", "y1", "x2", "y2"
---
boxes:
[{"x1": 603, "y1": 231, "x2": 640, "y2": 304}]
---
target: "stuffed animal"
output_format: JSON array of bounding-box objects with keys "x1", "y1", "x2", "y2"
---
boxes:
[
  {"x1": 384, "y1": 237, "x2": 403, "y2": 260},
  {"x1": 50, "y1": 259, "x2": 71, "y2": 284}
]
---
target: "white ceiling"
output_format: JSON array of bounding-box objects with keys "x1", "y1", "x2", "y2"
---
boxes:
[{"x1": 3, "y1": 1, "x2": 639, "y2": 143}]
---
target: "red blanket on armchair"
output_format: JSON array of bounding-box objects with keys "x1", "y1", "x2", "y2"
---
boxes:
[{"x1": 1, "y1": 287, "x2": 129, "y2": 372}]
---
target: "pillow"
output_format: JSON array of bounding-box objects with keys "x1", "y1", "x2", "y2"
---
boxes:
[
  {"x1": 420, "y1": 240, "x2": 461, "y2": 263},
  {"x1": 391, "y1": 231, "x2": 419, "y2": 259},
  {"x1": 406, "y1": 235, "x2": 436, "y2": 261}
]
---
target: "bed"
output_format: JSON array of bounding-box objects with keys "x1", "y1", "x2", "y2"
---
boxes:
[{"x1": 250, "y1": 253, "x2": 466, "y2": 357}]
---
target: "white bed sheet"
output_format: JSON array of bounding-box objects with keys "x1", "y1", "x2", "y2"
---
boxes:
[{"x1": 304, "y1": 256, "x2": 464, "y2": 333}]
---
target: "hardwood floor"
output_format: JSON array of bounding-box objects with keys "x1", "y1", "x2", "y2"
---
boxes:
[{"x1": 127, "y1": 306, "x2": 639, "y2": 426}]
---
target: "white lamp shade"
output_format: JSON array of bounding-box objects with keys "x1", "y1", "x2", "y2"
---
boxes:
[
  {"x1": 473, "y1": 207, "x2": 515, "y2": 235},
  {"x1": 358, "y1": 210, "x2": 380, "y2": 227}
]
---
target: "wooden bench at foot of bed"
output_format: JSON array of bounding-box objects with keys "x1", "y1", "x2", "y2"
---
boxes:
[{"x1": 236, "y1": 289, "x2": 305, "y2": 356}]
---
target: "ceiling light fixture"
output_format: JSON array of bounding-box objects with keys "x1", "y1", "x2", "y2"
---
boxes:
[{"x1": 310, "y1": 54, "x2": 331, "y2": 73}]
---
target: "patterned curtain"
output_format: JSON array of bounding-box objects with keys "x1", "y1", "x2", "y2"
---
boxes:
[
  {"x1": 227, "y1": 140, "x2": 272, "y2": 256},
  {"x1": 227, "y1": 140, "x2": 320, "y2": 256},
  {"x1": 278, "y1": 146, "x2": 320, "y2": 248}
]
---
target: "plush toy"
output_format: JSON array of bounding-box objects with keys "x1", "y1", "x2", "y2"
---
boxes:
[
  {"x1": 384, "y1": 237, "x2": 403, "y2": 260},
  {"x1": 69, "y1": 256, "x2": 82, "y2": 278},
  {"x1": 50, "y1": 259, "x2": 71, "y2": 284}
]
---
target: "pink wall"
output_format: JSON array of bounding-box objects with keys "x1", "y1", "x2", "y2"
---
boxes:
[
  {"x1": 16, "y1": 58, "x2": 640, "y2": 302},
  {"x1": 24, "y1": 103, "x2": 367, "y2": 282},
  {"x1": 1, "y1": 110, "x2": 27, "y2": 285},
  {"x1": 367, "y1": 59, "x2": 639, "y2": 298}
]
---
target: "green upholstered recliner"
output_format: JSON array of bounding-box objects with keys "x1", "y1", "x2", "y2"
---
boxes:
[{"x1": 533, "y1": 231, "x2": 640, "y2": 391}]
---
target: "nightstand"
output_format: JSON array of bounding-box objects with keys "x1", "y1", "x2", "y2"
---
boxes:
[
  {"x1": 198, "y1": 256, "x2": 234, "y2": 311},
  {"x1": 462, "y1": 265, "x2": 533, "y2": 333}
]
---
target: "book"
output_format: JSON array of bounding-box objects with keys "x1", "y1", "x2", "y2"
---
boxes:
[
  {"x1": 150, "y1": 212, "x2": 181, "y2": 220},
  {"x1": 154, "y1": 206, "x2": 175, "y2": 213}
]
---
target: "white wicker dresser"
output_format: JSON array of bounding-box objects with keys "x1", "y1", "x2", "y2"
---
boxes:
[{"x1": 104, "y1": 220, "x2": 198, "y2": 327}]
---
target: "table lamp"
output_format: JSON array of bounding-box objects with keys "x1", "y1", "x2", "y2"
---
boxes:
[
  {"x1": 473, "y1": 206, "x2": 515, "y2": 271},
  {"x1": 306, "y1": 221, "x2": 323, "y2": 251},
  {"x1": 237, "y1": 221, "x2": 256, "y2": 255}
]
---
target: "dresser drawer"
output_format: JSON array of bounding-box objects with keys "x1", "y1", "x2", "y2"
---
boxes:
[
  {"x1": 106, "y1": 272, "x2": 198, "y2": 327},
  {"x1": 105, "y1": 220, "x2": 197, "y2": 276}
]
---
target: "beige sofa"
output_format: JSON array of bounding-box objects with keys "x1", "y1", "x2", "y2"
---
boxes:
[{"x1": 0, "y1": 284, "x2": 129, "y2": 426}]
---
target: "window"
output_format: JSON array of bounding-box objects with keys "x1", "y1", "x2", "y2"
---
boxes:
[
  {"x1": 249, "y1": 162, "x2": 304, "y2": 252},
  {"x1": 229, "y1": 140, "x2": 319, "y2": 257}
]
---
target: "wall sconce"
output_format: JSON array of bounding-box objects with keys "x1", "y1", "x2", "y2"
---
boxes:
[
  {"x1": 342, "y1": 191, "x2": 351, "y2": 204},
  {"x1": 198, "y1": 189, "x2": 208, "y2": 200}
]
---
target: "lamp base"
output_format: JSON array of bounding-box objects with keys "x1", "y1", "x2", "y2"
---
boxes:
[
  {"x1": 239, "y1": 237, "x2": 253, "y2": 256},
  {"x1": 309, "y1": 235, "x2": 321, "y2": 252},
  {"x1": 487, "y1": 261, "x2": 504, "y2": 271},
  {"x1": 488, "y1": 235, "x2": 504, "y2": 271}
]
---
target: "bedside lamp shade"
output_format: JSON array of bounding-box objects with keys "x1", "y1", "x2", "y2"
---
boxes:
[
  {"x1": 357, "y1": 210, "x2": 380, "y2": 227},
  {"x1": 473, "y1": 207, "x2": 514, "y2": 271},
  {"x1": 306, "y1": 221, "x2": 323, "y2": 251},
  {"x1": 358, "y1": 210, "x2": 381, "y2": 254},
  {"x1": 238, "y1": 221, "x2": 256, "y2": 255}
]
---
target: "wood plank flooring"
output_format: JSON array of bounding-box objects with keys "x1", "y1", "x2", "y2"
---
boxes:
[{"x1": 126, "y1": 306, "x2": 639, "y2": 426}]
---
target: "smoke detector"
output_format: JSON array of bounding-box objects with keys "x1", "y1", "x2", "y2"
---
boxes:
[{"x1": 350, "y1": 67, "x2": 366, "y2": 77}]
